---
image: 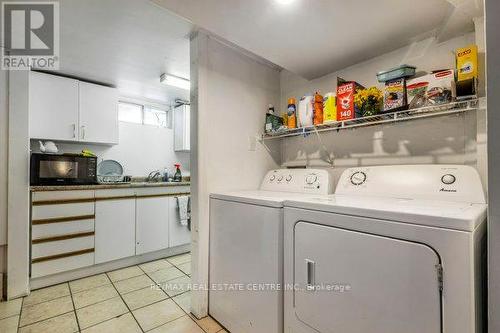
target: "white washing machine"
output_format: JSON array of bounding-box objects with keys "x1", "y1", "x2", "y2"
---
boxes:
[
  {"x1": 283, "y1": 165, "x2": 487, "y2": 333},
  {"x1": 209, "y1": 169, "x2": 332, "y2": 333}
]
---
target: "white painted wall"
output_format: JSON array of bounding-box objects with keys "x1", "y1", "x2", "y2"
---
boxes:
[
  {"x1": 30, "y1": 122, "x2": 190, "y2": 177},
  {"x1": 486, "y1": 0, "x2": 500, "y2": 331},
  {"x1": 190, "y1": 31, "x2": 281, "y2": 318},
  {"x1": 7, "y1": 71, "x2": 30, "y2": 299},
  {"x1": 0, "y1": 49, "x2": 8, "y2": 277},
  {"x1": 280, "y1": 33, "x2": 487, "y2": 190}
]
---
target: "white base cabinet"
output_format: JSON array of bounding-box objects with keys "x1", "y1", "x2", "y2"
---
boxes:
[
  {"x1": 136, "y1": 197, "x2": 169, "y2": 255},
  {"x1": 168, "y1": 196, "x2": 191, "y2": 247},
  {"x1": 95, "y1": 198, "x2": 136, "y2": 264}
]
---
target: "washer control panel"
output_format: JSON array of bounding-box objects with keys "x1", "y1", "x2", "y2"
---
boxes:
[{"x1": 260, "y1": 169, "x2": 332, "y2": 195}]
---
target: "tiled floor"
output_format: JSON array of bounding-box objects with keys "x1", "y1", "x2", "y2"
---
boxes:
[{"x1": 0, "y1": 253, "x2": 228, "y2": 333}]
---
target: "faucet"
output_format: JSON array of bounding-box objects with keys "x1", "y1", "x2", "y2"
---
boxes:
[{"x1": 146, "y1": 170, "x2": 162, "y2": 182}]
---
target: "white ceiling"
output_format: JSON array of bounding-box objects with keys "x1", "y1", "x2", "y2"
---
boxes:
[
  {"x1": 51, "y1": 0, "x2": 193, "y2": 103},
  {"x1": 153, "y1": 0, "x2": 483, "y2": 80}
]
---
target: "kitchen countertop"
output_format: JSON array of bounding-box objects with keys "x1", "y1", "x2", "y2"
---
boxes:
[{"x1": 30, "y1": 181, "x2": 191, "y2": 192}]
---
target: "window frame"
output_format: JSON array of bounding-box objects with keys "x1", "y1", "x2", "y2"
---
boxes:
[{"x1": 118, "y1": 98, "x2": 171, "y2": 128}]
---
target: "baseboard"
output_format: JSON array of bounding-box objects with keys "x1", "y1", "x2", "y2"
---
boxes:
[{"x1": 30, "y1": 244, "x2": 190, "y2": 290}]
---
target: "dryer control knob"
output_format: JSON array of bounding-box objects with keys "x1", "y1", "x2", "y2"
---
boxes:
[
  {"x1": 441, "y1": 174, "x2": 456, "y2": 185},
  {"x1": 277, "y1": 175, "x2": 284, "y2": 182},
  {"x1": 305, "y1": 174, "x2": 317, "y2": 185},
  {"x1": 270, "y1": 175, "x2": 276, "y2": 181},
  {"x1": 350, "y1": 171, "x2": 367, "y2": 186},
  {"x1": 286, "y1": 175, "x2": 292, "y2": 182}
]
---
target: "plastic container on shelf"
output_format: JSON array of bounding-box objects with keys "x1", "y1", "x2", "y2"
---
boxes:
[{"x1": 376, "y1": 64, "x2": 416, "y2": 83}]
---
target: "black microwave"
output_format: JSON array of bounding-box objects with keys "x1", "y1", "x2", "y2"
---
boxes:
[{"x1": 30, "y1": 153, "x2": 97, "y2": 186}]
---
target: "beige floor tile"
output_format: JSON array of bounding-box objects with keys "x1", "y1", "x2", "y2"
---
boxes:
[
  {"x1": 122, "y1": 286, "x2": 168, "y2": 310},
  {"x1": 172, "y1": 291, "x2": 191, "y2": 313},
  {"x1": 132, "y1": 299, "x2": 184, "y2": 331},
  {"x1": 0, "y1": 315, "x2": 19, "y2": 333},
  {"x1": 114, "y1": 274, "x2": 153, "y2": 294},
  {"x1": 149, "y1": 315, "x2": 204, "y2": 333},
  {"x1": 81, "y1": 313, "x2": 141, "y2": 333},
  {"x1": 139, "y1": 259, "x2": 172, "y2": 273},
  {"x1": 18, "y1": 311, "x2": 78, "y2": 333},
  {"x1": 69, "y1": 274, "x2": 111, "y2": 293},
  {"x1": 73, "y1": 284, "x2": 119, "y2": 309},
  {"x1": 76, "y1": 296, "x2": 128, "y2": 329},
  {"x1": 149, "y1": 266, "x2": 185, "y2": 284},
  {"x1": 167, "y1": 253, "x2": 191, "y2": 266},
  {"x1": 23, "y1": 283, "x2": 70, "y2": 307},
  {"x1": 177, "y1": 261, "x2": 191, "y2": 275},
  {"x1": 190, "y1": 316, "x2": 223, "y2": 333},
  {"x1": 19, "y1": 295, "x2": 73, "y2": 327},
  {"x1": 107, "y1": 266, "x2": 143, "y2": 282},
  {"x1": 162, "y1": 275, "x2": 191, "y2": 297},
  {"x1": 0, "y1": 298, "x2": 22, "y2": 320}
]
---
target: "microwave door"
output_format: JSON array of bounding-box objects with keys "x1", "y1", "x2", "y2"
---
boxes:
[{"x1": 39, "y1": 160, "x2": 79, "y2": 180}]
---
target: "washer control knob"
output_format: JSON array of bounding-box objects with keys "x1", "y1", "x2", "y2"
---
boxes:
[
  {"x1": 286, "y1": 175, "x2": 292, "y2": 182},
  {"x1": 270, "y1": 175, "x2": 276, "y2": 181},
  {"x1": 305, "y1": 174, "x2": 318, "y2": 185},
  {"x1": 350, "y1": 171, "x2": 367, "y2": 186},
  {"x1": 277, "y1": 175, "x2": 284, "y2": 182},
  {"x1": 441, "y1": 174, "x2": 456, "y2": 185}
]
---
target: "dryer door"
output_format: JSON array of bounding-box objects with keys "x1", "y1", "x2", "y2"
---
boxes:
[{"x1": 293, "y1": 221, "x2": 442, "y2": 333}]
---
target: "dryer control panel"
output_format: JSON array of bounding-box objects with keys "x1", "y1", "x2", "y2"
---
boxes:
[
  {"x1": 336, "y1": 165, "x2": 485, "y2": 204},
  {"x1": 260, "y1": 169, "x2": 332, "y2": 195}
]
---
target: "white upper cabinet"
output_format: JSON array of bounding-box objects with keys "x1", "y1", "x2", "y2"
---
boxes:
[
  {"x1": 29, "y1": 71, "x2": 119, "y2": 144},
  {"x1": 29, "y1": 71, "x2": 79, "y2": 141},
  {"x1": 174, "y1": 104, "x2": 190, "y2": 152},
  {"x1": 79, "y1": 82, "x2": 119, "y2": 144}
]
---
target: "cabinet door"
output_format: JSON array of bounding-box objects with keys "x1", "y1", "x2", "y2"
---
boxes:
[
  {"x1": 95, "y1": 199, "x2": 136, "y2": 264},
  {"x1": 136, "y1": 197, "x2": 169, "y2": 255},
  {"x1": 79, "y1": 82, "x2": 119, "y2": 144},
  {"x1": 174, "y1": 105, "x2": 190, "y2": 151},
  {"x1": 168, "y1": 197, "x2": 191, "y2": 247},
  {"x1": 29, "y1": 71, "x2": 79, "y2": 141}
]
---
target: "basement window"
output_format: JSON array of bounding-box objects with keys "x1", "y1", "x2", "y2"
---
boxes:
[{"x1": 118, "y1": 101, "x2": 170, "y2": 128}]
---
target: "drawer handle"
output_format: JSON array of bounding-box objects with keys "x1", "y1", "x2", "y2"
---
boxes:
[
  {"x1": 32, "y1": 214, "x2": 95, "y2": 225},
  {"x1": 306, "y1": 259, "x2": 316, "y2": 291},
  {"x1": 32, "y1": 231, "x2": 95, "y2": 244},
  {"x1": 32, "y1": 248, "x2": 94, "y2": 263}
]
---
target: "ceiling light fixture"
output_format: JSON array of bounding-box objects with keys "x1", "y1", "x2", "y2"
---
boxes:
[
  {"x1": 275, "y1": 0, "x2": 295, "y2": 4},
  {"x1": 160, "y1": 73, "x2": 190, "y2": 90}
]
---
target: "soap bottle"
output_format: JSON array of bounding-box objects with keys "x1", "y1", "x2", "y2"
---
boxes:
[
  {"x1": 287, "y1": 98, "x2": 297, "y2": 129},
  {"x1": 173, "y1": 164, "x2": 182, "y2": 182}
]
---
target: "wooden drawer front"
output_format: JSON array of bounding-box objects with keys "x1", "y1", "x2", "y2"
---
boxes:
[
  {"x1": 32, "y1": 190, "x2": 94, "y2": 202},
  {"x1": 32, "y1": 236, "x2": 94, "y2": 259},
  {"x1": 32, "y1": 202, "x2": 95, "y2": 220},
  {"x1": 135, "y1": 186, "x2": 190, "y2": 197},
  {"x1": 31, "y1": 252, "x2": 94, "y2": 278},
  {"x1": 32, "y1": 219, "x2": 94, "y2": 239}
]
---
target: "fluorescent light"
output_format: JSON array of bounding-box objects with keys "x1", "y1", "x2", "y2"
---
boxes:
[
  {"x1": 160, "y1": 74, "x2": 190, "y2": 90},
  {"x1": 275, "y1": 0, "x2": 295, "y2": 4}
]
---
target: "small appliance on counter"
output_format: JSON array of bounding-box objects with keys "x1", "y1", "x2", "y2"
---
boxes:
[
  {"x1": 30, "y1": 153, "x2": 97, "y2": 186},
  {"x1": 38, "y1": 141, "x2": 59, "y2": 154}
]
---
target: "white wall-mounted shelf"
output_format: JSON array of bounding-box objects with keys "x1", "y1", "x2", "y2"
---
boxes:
[{"x1": 261, "y1": 98, "x2": 485, "y2": 140}]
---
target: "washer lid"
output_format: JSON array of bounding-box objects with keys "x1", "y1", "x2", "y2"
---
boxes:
[
  {"x1": 285, "y1": 195, "x2": 486, "y2": 231},
  {"x1": 210, "y1": 190, "x2": 322, "y2": 208}
]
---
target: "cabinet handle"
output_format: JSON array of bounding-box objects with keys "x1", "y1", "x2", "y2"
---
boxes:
[
  {"x1": 72, "y1": 124, "x2": 76, "y2": 138},
  {"x1": 306, "y1": 259, "x2": 315, "y2": 291},
  {"x1": 81, "y1": 125, "x2": 86, "y2": 140}
]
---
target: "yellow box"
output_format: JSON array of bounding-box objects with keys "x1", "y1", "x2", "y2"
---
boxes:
[
  {"x1": 456, "y1": 44, "x2": 478, "y2": 82},
  {"x1": 323, "y1": 93, "x2": 337, "y2": 123}
]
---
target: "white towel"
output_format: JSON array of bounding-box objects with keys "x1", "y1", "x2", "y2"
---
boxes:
[{"x1": 177, "y1": 196, "x2": 190, "y2": 226}]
